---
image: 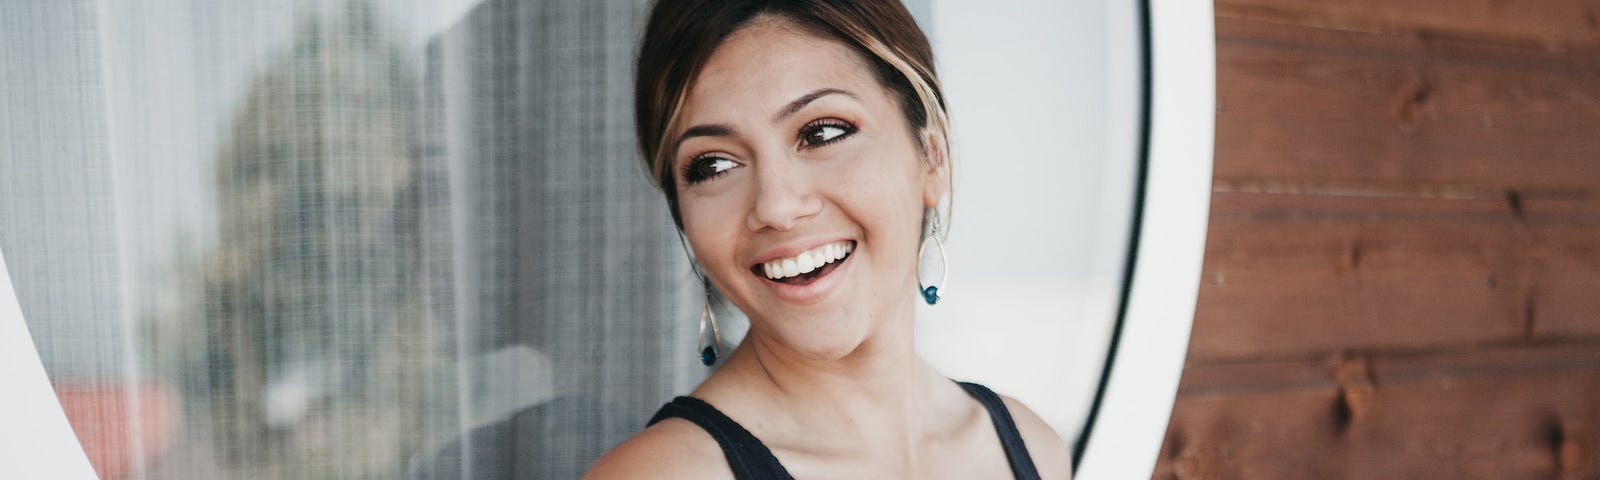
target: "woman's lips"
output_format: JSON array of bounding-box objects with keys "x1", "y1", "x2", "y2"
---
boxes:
[
  {"x1": 753, "y1": 240, "x2": 854, "y2": 280},
  {"x1": 749, "y1": 241, "x2": 855, "y2": 304}
]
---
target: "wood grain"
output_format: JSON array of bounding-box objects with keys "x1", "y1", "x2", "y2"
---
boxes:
[
  {"x1": 1217, "y1": 0, "x2": 1600, "y2": 49},
  {"x1": 1213, "y1": 16, "x2": 1600, "y2": 188},
  {"x1": 1191, "y1": 190, "x2": 1600, "y2": 361},
  {"x1": 1159, "y1": 1, "x2": 1600, "y2": 476},
  {"x1": 1157, "y1": 343, "x2": 1600, "y2": 479}
]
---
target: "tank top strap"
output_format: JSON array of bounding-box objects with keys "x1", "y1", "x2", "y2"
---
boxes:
[
  {"x1": 957, "y1": 381, "x2": 1043, "y2": 480},
  {"x1": 647, "y1": 384, "x2": 1040, "y2": 480},
  {"x1": 647, "y1": 396, "x2": 794, "y2": 479}
]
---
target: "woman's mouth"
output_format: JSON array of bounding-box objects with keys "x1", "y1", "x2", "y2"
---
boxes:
[{"x1": 751, "y1": 240, "x2": 854, "y2": 286}]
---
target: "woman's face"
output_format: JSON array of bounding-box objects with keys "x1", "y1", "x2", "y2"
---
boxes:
[{"x1": 672, "y1": 17, "x2": 945, "y2": 359}]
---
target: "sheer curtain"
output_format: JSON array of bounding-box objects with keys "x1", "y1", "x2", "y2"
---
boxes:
[{"x1": 2, "y1": 0, "x2": 705, "y2": 478}]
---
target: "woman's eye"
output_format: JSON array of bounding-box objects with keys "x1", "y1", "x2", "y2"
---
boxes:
[
  {"x1": 800, "y1": 121, "x2": 855, "y2": 147},
  {"x1": 682, "y1": 155, "x2": 740, "y2": 185}
]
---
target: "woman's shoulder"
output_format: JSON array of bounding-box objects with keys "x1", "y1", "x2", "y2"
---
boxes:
[
  {"x1": 583, "y1": 416, "x2": 734, "y2": 480},
  {"x1": 998, "y1": 394, "x2": 1073, "y2": 480}
]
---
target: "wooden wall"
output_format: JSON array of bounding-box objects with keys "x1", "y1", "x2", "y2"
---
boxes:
[{"x1": 1153, "y1": 1, "x2": 1600, "y2": 478}]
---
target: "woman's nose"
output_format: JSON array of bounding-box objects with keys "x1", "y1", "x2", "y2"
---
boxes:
[{"x1": 746, "y1": 155, "x2": 822, "y2": 232}]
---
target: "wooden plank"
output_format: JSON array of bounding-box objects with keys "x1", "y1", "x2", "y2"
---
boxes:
[
  {"x1": 1530, "y1": 226, "x2": 1600, "y2": 339},
  {"x1": 1191, "y1": 190, "x2": 1600, "y2": 361},
  {"x1": 1156, "y1": 343, "x2": 1600, "y2": 479},
  {"x1": 1217, "y1": 0, "x2": 1600, "y2": 49},
  {"x1": 1213, "y1": 16, "x2": 1600, "y2": 189},
  {"x1": 1173, "y1": 2, "x2": 1600, "y2": 477}
]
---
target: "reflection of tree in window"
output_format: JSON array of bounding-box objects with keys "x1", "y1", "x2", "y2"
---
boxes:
[{"x1": 140, "y1": 2, "x2": 456, "y2": 478}]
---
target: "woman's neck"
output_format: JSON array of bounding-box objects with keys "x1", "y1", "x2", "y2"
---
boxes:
[{"x1": 700, "y1": 302, "x2": 958, "y2": 453}]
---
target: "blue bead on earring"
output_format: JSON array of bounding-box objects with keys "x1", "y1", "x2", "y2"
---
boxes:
[{"x1": 917, "y1": 212, "x2": 947, "y2": 306}]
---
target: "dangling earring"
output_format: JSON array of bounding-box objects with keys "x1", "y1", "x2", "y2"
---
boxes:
[
  {"x1": 918, "y1": 210, "x2": 948, "y2": 305},
  {"x1": 697, "y1": 279, "x2": 723, "y2": 366}
]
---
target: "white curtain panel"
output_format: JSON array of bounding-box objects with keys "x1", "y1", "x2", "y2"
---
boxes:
[{"x1": 2, "y1": 1, "x2": 699, "y2": 478}]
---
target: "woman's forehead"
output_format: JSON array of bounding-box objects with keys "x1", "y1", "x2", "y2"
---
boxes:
[{"x1": 680, "y1": 19, "x2": 881, "y2": 122}]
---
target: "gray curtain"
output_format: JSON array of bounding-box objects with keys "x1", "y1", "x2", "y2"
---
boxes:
[{"x1": 0, "y1": 0, "x2": 706, "y2": 478}]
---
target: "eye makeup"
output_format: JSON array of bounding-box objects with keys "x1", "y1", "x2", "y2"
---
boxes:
[
  {"x1": 798, "y1": 118, "x2": 856, "y2": 148},
  {"x1": 681, "y1": 153, "x2": 739, "y2": 185},
  {"x1": 677, "y1": 117, "x2": 860, "y2": 186}
]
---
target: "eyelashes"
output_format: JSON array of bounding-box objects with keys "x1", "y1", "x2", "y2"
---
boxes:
[
  {"x1": 679, "y1": 118, "x2": 858, "y2": 186},
  {"x1": 798, "y1": 119, "x2": 855, "y2": 148},
  {"x1": 681, "y1": 154, "x2": 738, "y2": 184}
]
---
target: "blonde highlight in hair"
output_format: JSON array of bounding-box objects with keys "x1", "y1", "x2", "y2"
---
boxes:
[
  {"x1": 648, "y1": 88, "x2": 691, "y2": 192},
  {"x1": 840, "y1": 19, "x2": 953, "y2": 165},
  {"x1": 835, "y1": 18, "x2": 955, "y2": 234}
]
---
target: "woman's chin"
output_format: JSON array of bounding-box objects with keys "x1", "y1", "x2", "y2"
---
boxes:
[
  {"x1": 746, "y1": 312, "x2": 870, "y2": 362},
  {"x1": 779, "y1": 335, "x2": 866, "y2": 362}
]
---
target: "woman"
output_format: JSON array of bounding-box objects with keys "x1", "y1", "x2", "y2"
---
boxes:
[{"x1": 587, "y1": 0, "x2": 1070, "y2": 478}]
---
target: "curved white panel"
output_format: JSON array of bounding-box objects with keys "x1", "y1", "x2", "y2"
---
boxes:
[
  {"x1": 0, "y1": 249, "x2": 98, "y2": 479},
  {"x1": 1075, "y1": 0, "x2": 1215, "y2": 477}
]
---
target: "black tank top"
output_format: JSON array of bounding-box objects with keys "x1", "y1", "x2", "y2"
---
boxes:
[{"x1": 645, "y1": 381, "x2": 1043, "y2": 479}]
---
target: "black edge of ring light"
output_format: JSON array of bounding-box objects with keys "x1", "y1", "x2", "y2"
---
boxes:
[{"x1": 1071, "y1": 0, "x2": 1153, "y2": 469}]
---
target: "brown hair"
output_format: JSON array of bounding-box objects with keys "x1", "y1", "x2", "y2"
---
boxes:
[{"x1": 634, "y1": 0, "x2": 951, "y2": 229}]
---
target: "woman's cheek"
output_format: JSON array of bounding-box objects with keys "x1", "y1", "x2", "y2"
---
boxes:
[{"x1": 685, "y1": 193, "x2": 747, "y2": 266}]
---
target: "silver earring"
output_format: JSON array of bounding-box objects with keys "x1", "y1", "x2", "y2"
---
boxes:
[
  {"x1": 697, "y1": 280, "x2": 723, "y2": 366},
  {"x1": 918, "y1": 211, "x2": 947, "y2": 305}
]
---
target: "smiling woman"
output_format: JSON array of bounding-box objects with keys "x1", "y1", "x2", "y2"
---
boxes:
[
  {"x1": 0, "y1": 0, "x2": 1200, "y2": 477},
  {"x1": 585, "y1": 1, "x2": 1070, "y2": 479}
]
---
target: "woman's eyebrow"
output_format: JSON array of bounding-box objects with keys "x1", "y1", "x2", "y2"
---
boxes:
[
  {"x1": 675, "y1": 124, "x2": 734, "y2": 152},
  {"x1": 673, "y1": 88, "x2": 855, "y2": 152},
  {"x1": 773, "y1": 88, "x2": 855, "y2": 123}
]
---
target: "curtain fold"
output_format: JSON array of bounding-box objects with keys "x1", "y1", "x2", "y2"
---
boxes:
[{"x1": 1, "y1": 1, "x2": 699, "y2": 478}]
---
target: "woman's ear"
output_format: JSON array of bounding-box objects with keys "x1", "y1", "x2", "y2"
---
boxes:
[{"x1": 920, "y1": 128, "x2": 950, "y2": 209}]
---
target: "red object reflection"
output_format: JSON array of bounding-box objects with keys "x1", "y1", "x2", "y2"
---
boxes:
[{"x1": 54, "y1": 384, "x2": 175, "y2": 480}]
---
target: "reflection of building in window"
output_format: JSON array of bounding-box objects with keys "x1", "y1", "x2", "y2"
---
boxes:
[
  {"x1": 144, "y1": 3, "x2": 455, "y2": 478},
  {"x1": 408, "y1": 0, "x2": 702, "y2": 477},
  {"x1": 6, "y1": 0, "x2": 709, "y2": 477}
]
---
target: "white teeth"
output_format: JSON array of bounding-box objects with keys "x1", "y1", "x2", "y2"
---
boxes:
[
  {"x1": 797, "y1": 253, "x2": 817, "y2": 274},
  {"x1": 761, "y1": 241, "x2": 855, "y2": 280}
]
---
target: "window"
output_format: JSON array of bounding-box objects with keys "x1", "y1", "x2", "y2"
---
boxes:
[{"x1": 0, "y1": 1, "x2": 1193, "y2": 477}]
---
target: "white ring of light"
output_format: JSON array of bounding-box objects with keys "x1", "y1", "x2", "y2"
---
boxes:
[{"x1": 1074, "y1": 0, "x2": 1214, "y2": 477}]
